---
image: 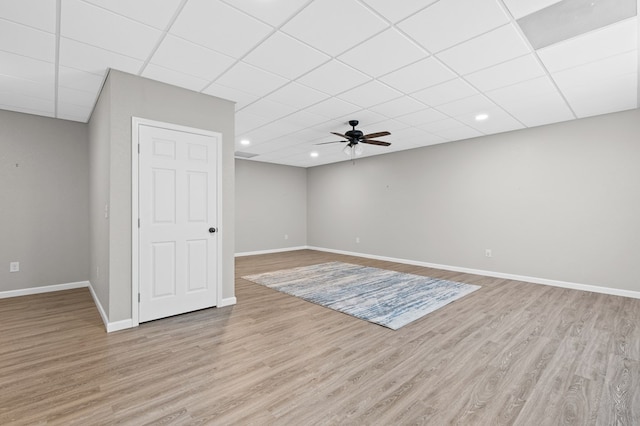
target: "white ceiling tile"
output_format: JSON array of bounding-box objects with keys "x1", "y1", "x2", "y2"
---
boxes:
[
  {"x1": 394, "y1": 108, "x2": 448, "y2": 127},
  {"x1": 82, "y1": 0, "x2": 184, "y2": 29},
  {"x1": 411, "y1": 78, "x2": 478, "y2": 106},
  {"x1": 240, "y1": 120, "x2": 304, "y2": 146},
  {"x1": 551, "y1": 50, "x2": 637, "y2": 88},
  {"x1": 58, "y1": 66, "x2": 105, "y2": 92},
  {"x1": 243, "y1": 32, "x2": 329, "y2": 79},
  {"x1": 58, "y1": 86, "x2": 97, "y2": 108},
  {"x1": 379, "y1": 57, "x2": 456, "y2": 94},
  {"x1": 464, "y1": 54, "x2": 546, "y2": 92},
  {"x1": 538, "y1": 18, "x2": 637, "y2": 73},
  {"x1": 235, "y1": 111, "x2": 272, "y2": 134},
  {"x1": 418, "y1": 118, "x2": 467, "y2": 133},
  {"x1": 0, "y1": 73, "x2": 53, "y2": 100},
  {"x1": 337, "y1": 80, "x2": 402, "y2": 109},
  {"x1": 437, "y1": 24, "x2": 531, "y2": 75},
  {"x1": 332, "y1": 110, "x2": 388, "y2": 128},
  {"x1": 502, "y1": 0, "x2": 562, "y2": 19},
  {"x1": 435, "y1": 94, "x2": 497, "y2": 117},
  {"x1": 142, "y1": 63, "x2": 209, "y2": 92},
  {"x1": 487, "y1": 76, "x2": 575, "y2": 127},
  {"x1": 368, "y1": 96, "x2": 428, "y2": 118},
  {"x1": 240, "y1": 98, "x2": 297, "y2": 121},
  {"x1": 277, "y1": 110, "x2": 329, "y2": 128},
  {"x1": 297, "y1": 60, "x2": 371, "y2": 96},
  {"x1": 303, "y1": 97, "x2": 361, "y2": 119},
  {"x1": 385, "y1": 126, "x2": 439, "y2": 147},
  {"x1": 57, "y1": 101, "x2": 92, "y2": 120},
  {"x1": 202, "y1": 82, "x2": 259, "y2": 110},
  {"x1": 221, "y1": 0, "x2": 307, "y2": 27},
  {"x1": 0, "y1": 0, "x2": 56, "y2": 32},
  {"x1": 267, "y1": 82, "x2": 329, "y2": 109},
  {"x1": 433, "y1": 125, "x2": 484, "y2": 140},
  {"x1": 215, "y1": 62, "x2": 288, "y2": 97},
  {"x1": 560, "y1": 72, "x2": 637, "y2": 118},
  {"x1": 281, "y1": 0, "x2": 388, "y2": 56},
  {"x1": 150, "y1": 35, "x2": 235, "y2": 81},
  {"x1": 61, "y1": 0, "x2": 162, "y2": 59},
  {"x1": 170, "y1": 0, "x2": 272, "y2": 58},
  {"x1": 0, "y1": 91, "x2": 54, "y2": 114},
  {"x1": 0, "y1": 50, "x2": 55, "y2": 84},
  {"x1": 398, "y1": 0, "x2": 510, "y2": 53},
  {"x1": 0, "y1": 19, "x2": 55, "y2": 62},
  {"x1": 338, "y1": 28, "x2": 427, "y2": 77},
  {"x1": 59, "y1": 37, "x2": 143, "y2": 76},
  {"x1": 361, "y1": 0, "x2": 438, "y2": 23},
  {"x1": 456, "y1": 106, "x2": 525, "y2": 134}
]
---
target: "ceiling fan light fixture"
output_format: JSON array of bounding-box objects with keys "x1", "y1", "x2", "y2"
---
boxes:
[{"x1": 343, "y1": 143, "x2": 364, "y2": 157}]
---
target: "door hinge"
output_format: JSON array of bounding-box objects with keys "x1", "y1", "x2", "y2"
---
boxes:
[
  {"x1": 138, "y1": 293, "x2": 140, "y2": 303},
  {"x1": 138, "y1": 144, "x2": 140, "y2": 153},
  {"x1": 138, "y1": 218, "x2": 140, "y2": 228}
]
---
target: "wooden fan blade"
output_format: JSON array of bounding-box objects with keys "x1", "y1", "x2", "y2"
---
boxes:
[
  {"x1": 362, "y1": 131, "x2": 391, "y2": 139},
  {"x1": 330, "y1": 132, "x2": 349, "y2": 139},
  {"x1": 361, "y1": 139, "x2": 391, "y2": 146},
  {"x1": 314, "y1": 141, "x2": 344, "y2": 145}
]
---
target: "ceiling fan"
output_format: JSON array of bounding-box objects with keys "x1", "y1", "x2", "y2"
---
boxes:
[{"x1": 316, "y1": 120, "x2": 391, "y2": 158}]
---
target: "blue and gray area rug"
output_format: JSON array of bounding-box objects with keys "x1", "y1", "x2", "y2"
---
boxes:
[{"x1": 242, "y1": 261, "x2": 480, "y2": 330}]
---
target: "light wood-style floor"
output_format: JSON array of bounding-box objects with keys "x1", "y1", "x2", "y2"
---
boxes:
[{"x1": 1, "y1": 249, "x2": 639, "y2": 425}]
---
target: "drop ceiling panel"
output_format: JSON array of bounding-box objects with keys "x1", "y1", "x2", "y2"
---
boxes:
[
  {"x1": 59, "y1": 37, "x2": 143, "y2": 75},
  {"x1": 303, "y1": 97, "x2": 361, "y2": 119},
  {"x1": 338, "y1": 29, "x2": 427, "y2": 77},
  {"x1": 379, "y1": 57, "x2": 456, "y2": 94},
  {"x1": 418, "y1": 118, "x2": 467, "y2": 133},
  {"x1": 150, "y1": 35, "x2": 235, "y2": 81},
  {"x1": 266, "y1": 82, "x2": 329, "y2": 110},
  {"x1": 57, "y1": 101, "x2": 91, "y2": 121},
  {"x1": 0, "y1": 19, "x2": 55, "y2": 62},
  {"x1": 0, "y1": 0, "x2": 56, "y2": 32},
  {"x1": 361, "y1": 0, "x2": 438, "y2": 23},
  {"x1": 537, "y1": 18, "x2": 638, "y2": 73},
  {"x1": 456, "y1": 106, "x2": 525, "y2": 134},
  {"x1": 215, "y1": 62, "x2": 288, "y2": 98},
  {"x1": 337, "y1": 80, "x2": 402, "y2": 109},
  {"x1": 434, "y1": 125, "x2": 484, "y2": 141},
  {"x1": 58, "y1": 66, "x2": 105, "y2": 92},
  {"x1": 281, "y1": 0, "x2": 388, "y2": 56},
  {"x1": 297, "y1": 60, "x2": 371, "y2": 96},
  {"x1": 559, "y1": 72, "x2": 638, "y2": 118},
  {"x1": 243, "y1": 32, "x2": 329, "y2": 79},
  {"x1": 170, "y1": 0, "x2": 272, "y2": 57},
  {"x1": 395, "y1": 108, "x2": 448, "y2": 127},
  {"x1": 58, "y1": 86, "x2": 96, "y2": 108},
  {"x1": 202, "y1": 83, "x2": 259, "y2": 110},
  {"x1": 221, "y1": 0, "x2": 307, "y2": 27},
  {"x1": 435, "y1": 94, "x2": 498, "y2": 117},
  {"x1": 411, "y1": 78, "x2": 478, "y2": 107},
  {"x1": 368, "y1": 96, "x2": 428, "y2": 118},
  {"x1": 0, "y1": 91, "x2": 54, "y2": 114},
  {"x1": 464, "y1": 54, "x2": 546, "y2": 92},
  {"x1": 502, "y1": 0, "x2": 563, "y2": 19},
  {"x1": 487, "y1": 76, "x2": 575, "y2": 127},
  {"x1": 0, "y1": 51, "x2": 55, "y2": 84},
  {"x1": 437, "y1": 24, "x2": 531, "y2": 75},
  {"x1": 235, "y1": 111, "x2": 272, "y2": 134},
  {"x1": 0, "y1": 74, "x2": 53, "y2": 100},
  {"x1": 332, "y1": 110, "x2": 387, "y2": 128},
  {"x1": 398, "y1": 0, "x2": 510, "y2": 53},
  {"x1": 240, "y1": 98, "x2": 298, "y2": 122},
  {"x1": 82, "y1": 0, "x2": 184, "y2": 30},
  {"x1": 61, "y1": 0, "x2": 162, "y2": 59},
  {"x1": 142, "y1": 64, "x2": 209, "y2": 92}
]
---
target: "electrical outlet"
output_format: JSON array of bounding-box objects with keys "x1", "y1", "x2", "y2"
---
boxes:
[
  {"x1": 485, "y1": 249, "x2": 492, "y2": 258},
  {"x1": 284, "y1": 234, "x2": 288, "y2": 240},
  {"x1": 9, "y1": 262, "x2": 19, "y2": 273},
  {"x1": 356, "y1": 237, "x2": 360, "y2": 244}
]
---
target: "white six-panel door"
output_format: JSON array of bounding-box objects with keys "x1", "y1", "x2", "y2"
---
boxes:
[{"x1": 138, "y1": 123, "x2": 219, "y2": 323}]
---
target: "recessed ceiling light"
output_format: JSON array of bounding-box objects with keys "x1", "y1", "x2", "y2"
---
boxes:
[
  {"x1": 475, "y1": 113, "x2": 489, "y2": 121},
  {"x1": 310, "y1": 151, "x2": 319, "y2": 158},
  {"x1": 240, "y1": 139, "x2": 251, "y2": 146}
]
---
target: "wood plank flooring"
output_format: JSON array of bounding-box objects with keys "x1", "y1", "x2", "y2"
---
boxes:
[{"x1": 1, "y1": 249, "x2": 639, "y2": 425}]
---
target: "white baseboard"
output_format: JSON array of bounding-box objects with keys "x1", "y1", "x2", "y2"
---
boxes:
[
  {"x1": 235, "y1": 246, "x2": 309, "y2": 257},
  {"x1": 307, "y1": 246, "x2": 640, "y2": 300},
  {"x1": 88, "y1": 282, "x2": 134, "y2": 333},
  {"x1": 219, "y1": 297, "x2": 237, "y2": 307},
  {"x1": 0, "y1": 281, "x2": 89, "y2": 299}
]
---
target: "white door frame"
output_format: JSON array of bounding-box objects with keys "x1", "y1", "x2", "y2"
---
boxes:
[{"x1": 131, "y1": 117, "x2": 223, "y2": 327}]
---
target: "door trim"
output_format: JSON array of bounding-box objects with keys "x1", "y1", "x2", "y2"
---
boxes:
[{"x1": 131, "y1": 117, "x2": 223, "y2": 327}]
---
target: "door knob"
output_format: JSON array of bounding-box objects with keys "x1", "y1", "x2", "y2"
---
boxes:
[{"x1": 209, "y1": 227, "x2": 217, "y2": 233}]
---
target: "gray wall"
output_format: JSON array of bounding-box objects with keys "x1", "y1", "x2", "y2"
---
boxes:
[
  {"x1": 235, "y1": 159, "x2": 307, "y2": 253},
  {"x1": 88, "y1": 76, "x2": 111, "y2": 312},
  {"x1": 0, "y1": 109, "x2": 89, "y2": 291},
  {"x1": 91, "y1": 70, "x2": 236, "y2": 322},
  {"x1": 308, "y1": 109, "x2": 640, "y2": 292}
]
